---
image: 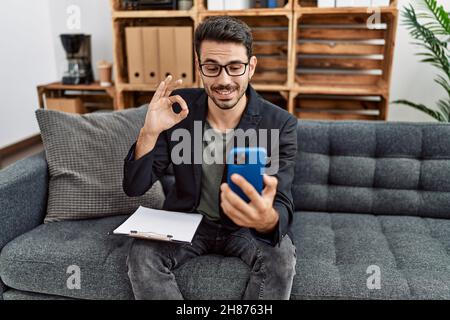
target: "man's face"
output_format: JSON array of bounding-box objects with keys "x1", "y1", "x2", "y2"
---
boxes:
[{"x1": 197, "y1": 40, "x2": 257, "y2": 110}]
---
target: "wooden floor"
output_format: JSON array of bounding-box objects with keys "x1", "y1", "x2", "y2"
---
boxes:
[{"x1": 0, "y1": 142, "x2": 44, "y2": 170}]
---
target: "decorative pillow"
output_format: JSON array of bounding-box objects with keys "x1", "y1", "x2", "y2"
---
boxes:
[{"x1": 35, "y1": 105, "x2": 165, "y2": 223}]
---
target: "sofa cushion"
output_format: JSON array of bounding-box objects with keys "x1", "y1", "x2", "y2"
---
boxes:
[
  {"x1": 2, "y1": 289, "x2": 75, "y2": 300},
  {"x1": 0, "y1": 215, "x2": 134, "y2": 299},
  {"x1": 294, "y1": 121, "x2": 450, "y2": 219},
  {"x1": 291, "y1": 211, "x2": 450, "y2": 299},
  {"x1": 4, "y1": 211, "x2": 448, "y2": 300},
  {"x1": 35, "y1": 106, "x2": 164, "y2": 222},
  {"x1": 0, "y1": 215, "x2": 250, "y2": 300}
]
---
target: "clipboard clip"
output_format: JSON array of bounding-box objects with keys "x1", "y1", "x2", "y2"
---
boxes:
[{"x1": 129, "y1": 230, "x2": 174, "y2": 241}]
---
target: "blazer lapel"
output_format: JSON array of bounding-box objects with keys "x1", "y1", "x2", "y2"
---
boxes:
[{"x1": 233, "y1": 85, "x2": 263, "y2": 146}]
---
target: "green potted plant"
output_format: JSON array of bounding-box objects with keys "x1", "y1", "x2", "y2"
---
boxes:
[{"x1": 392, "y1": 0, "x2": 450, "y2": 121}]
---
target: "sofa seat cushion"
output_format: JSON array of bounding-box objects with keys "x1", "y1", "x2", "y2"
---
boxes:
[
  {"x1": 0, "y1": 216, "x2": 134, "y2": 299},
  {"x1": 291, "y1": 211, "x2": 450, "y2": 299},
  {"x1": 2, "y1": 289, "x2": 75, "y2": 300},
  {"x1": 5, "y1": 211, "x2": 448, "y2": 300},
  {"x1": 0, "y1": 216, "x2": 250, "y2": 300}
]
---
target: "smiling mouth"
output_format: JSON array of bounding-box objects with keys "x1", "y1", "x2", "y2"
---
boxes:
[{"x1": 214, "y1": 89, "x2": 235, "y2": 99}]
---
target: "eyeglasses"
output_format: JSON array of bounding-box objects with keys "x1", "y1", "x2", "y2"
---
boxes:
[{"x1": 199, "y1": 62, "x2": 249, "y2": 77}]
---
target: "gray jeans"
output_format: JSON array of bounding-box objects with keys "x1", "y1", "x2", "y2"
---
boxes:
[{"x1": 126, "y1": 217, "x2": 297, "y2": 300}]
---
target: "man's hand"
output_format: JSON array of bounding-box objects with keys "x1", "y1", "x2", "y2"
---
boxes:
[
  {"x1": 142, "y1": 75, "x2": 189, "y2": 136},
  {"x1": 220, "y1": 174, "x2": 279, "y2": 233},
  {"x1": 135, "y1": 75, "x2": 189, "y2": 160}
]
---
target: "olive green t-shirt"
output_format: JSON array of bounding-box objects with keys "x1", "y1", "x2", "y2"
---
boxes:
[{"x1": 196, "y1": 120, "x2": 233, "y2": 221}]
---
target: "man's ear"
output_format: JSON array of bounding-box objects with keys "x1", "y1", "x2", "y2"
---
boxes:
[
  {"x1": 194, "y1": 55, "x2": 204, "y2": 86},
  {"x1": 249, "y1": 55, "x2": 257, "y2": 79},
  {"x1": 194, "y1": 52, "x2": 200, "y2": 70}
]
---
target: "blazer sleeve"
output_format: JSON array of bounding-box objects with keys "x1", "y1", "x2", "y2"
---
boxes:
[
  {"x1": 250, "y1": 116, "x2": 298, "y2": 246},
  {"x1": 123, "y1": 130, "x2": 171, "y2": 197}
]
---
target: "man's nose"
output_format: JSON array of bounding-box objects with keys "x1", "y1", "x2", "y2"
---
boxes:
[{"x1": 216, "y1": 67, "x2": 233, "y2": 84}]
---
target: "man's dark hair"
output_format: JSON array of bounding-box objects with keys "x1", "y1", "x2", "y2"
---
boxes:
[{"x1": 194, "y1": 16, "x2": 253, "y2": 61}]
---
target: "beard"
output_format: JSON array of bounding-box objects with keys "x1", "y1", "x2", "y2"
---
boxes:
[{"x1": 205, "y1": 81, "x2": 248, "y2": 110}]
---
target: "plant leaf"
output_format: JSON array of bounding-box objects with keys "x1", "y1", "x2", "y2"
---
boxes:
[{"x1": 392, "y1": 99, "x2": 447, "y2": 122}]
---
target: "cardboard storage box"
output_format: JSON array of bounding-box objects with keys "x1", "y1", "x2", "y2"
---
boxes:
[{"x1": 45, "y1": 97, "x2": 85, "y2": 114}]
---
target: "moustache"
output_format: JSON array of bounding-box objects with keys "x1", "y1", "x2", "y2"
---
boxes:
[{"x1": 212, "y1": 85, "x2": 238, "y2": 91}]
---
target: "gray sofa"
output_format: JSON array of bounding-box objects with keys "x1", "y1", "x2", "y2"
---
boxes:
[{"x1": 1, "y1": 120, "x2": 450, "y2": 300}]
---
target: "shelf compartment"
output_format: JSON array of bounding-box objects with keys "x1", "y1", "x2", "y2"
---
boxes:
[
  {"x1": 198, "y1": 0, "x2": 292, "y2": 13},
  {"x1": 117, "y1": 90, "x2": 156, "y2": 109},
  {"x1": 292, "y1": 83, "x2": 386, "y2": 96},
  {"x1": 112, "y1": 17, "x2": 195, "y2": 85},
  {"x1": 110, "y1": 0, "x2": 195, "y2": 12},
  {"x1": 294, "y1": 0, "x2": 396, "y2": 10},
  {"x1": 293, "y1": 10, "x2": 397, "y2": 91},
  {"x1": 291, "y1": 93, "x2": 387, "y2": 120}
]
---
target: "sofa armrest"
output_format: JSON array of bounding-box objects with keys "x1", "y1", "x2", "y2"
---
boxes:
[
  {"x1": 0, "y1": 279, "x2": 6, "y2": 299},
  {"x1": 0, "y1": 151, "x2": 48, "y2": 250}
]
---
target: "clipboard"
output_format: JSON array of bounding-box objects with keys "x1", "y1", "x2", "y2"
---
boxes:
[{"x1": 111, "y1": 206, "x2": 203, "y2": 244}]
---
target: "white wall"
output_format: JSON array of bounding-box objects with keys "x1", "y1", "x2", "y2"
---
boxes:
[
  {"x1": 0, "y1": 0, "x2": 448, "y2": 148},
  {"x1": 0, "y1": 0, "x2": 57, "y2": 148},
  {"x1": 0, "y1": 0, "x2": 112, "y2": 149}
]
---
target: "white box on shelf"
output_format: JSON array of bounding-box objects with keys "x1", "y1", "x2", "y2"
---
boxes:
[
  {"x1": 336, "y1": 0, "x2": 354, "y2": 7},
  {"x1": 207, "y1": 0, "x2": 224, "y2": 10},
  {"x1": 358, "y1": 0, "x2": 371, "y2": 6},
  {"x1": 336, "y1": 0, "x2": 370, "y2": 6},
  {"x1": 318, "y1": 0, "x2": 336, "y2": 7},
  {"x1": 224, "y1": 0, "x2": 251, "y2": 10},
  {"x1": 371, "y1": 0, "x2": 390, "y2": 7}
]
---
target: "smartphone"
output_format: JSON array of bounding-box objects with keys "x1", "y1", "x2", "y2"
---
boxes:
[{"x1": 226, "y1": 147, "x2": 267, "y2": 203}]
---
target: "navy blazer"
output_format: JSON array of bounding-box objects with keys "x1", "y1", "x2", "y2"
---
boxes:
[{"x1": 123, "y1": 85, "x2": 298, "y2": 246}]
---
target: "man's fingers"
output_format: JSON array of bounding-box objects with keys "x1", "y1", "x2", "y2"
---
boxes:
[
  {"x1": 168, "y1": 95, "x2": 189, "y2": 119},
  {"x1": 165, "y1": 79, "x2": 183, "y2": 97},
  {"x1": 220, "y1": 182, "x2": 256, "y2": 219},
  {"x1": 150, "y1": 75, "x2": 183, "y2": 112},
  {"x1": 220, "y1": 199, "x2": 250, "y2": 227},
  {"x1": 230, "y1": 174, "x2": 267, "y2": 212},
  {"x1": 262, "y1": 174, "x2": 278, "y2": 198},
  {"x1": 150, "y1": 79, "x2": 166, "y2": 104},
  {"x1": 168, "y1": 95, "x2": 188, "y2": 110},
  {"x1": 161, "y1": 75, "x2": 174, "y2": 97}
]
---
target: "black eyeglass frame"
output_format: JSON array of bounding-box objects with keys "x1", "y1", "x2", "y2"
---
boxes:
[{"x1": 199, "y1": 62, "x2": 250, "y2": 77}]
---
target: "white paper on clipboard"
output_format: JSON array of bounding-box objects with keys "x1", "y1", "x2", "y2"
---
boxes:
[{"x1": 113, "y1": 206, "x2": 203, "y2": 243}]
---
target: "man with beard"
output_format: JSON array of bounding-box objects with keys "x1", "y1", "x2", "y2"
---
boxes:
[{"x1": 123, "y1": 16, "x2": 298, "y2": 300}]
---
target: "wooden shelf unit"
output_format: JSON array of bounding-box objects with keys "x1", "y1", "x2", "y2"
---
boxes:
[
  {"x1": 291, "y1": 3, "x2": 398, "y2": 119},
  {"x1": 110, "y1": 0, "x2": 398, "y2": 120}
]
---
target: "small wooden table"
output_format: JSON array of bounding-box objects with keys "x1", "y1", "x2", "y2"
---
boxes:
[{"x1": 37, "y1": 81, "x2": 118, "y2": 112}]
